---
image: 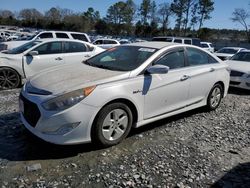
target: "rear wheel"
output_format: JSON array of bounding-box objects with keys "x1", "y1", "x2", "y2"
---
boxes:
[
  {"x1": 0, "y1": 68, "x2": 21, "y2": 89},
  {"x1": 206, "y1": 84, "x2": 223, "y2": 111},
  {"x1": 91, "y1": 103, "x2": 133, "y2": 147}
]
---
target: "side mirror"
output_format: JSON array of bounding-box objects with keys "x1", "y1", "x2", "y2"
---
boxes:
[
  {"x1": 146, "y1": 64, "x2": 169, "y2": 74},
  {"x1": 28, "y1": 51, "x2": 39, "y2": 56}
]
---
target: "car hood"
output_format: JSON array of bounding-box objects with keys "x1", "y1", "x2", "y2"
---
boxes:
[
  {"x1": 214, "y1": 53, "x2": 233, "y2": 57},
  {"x1": 29, "y1": 63, "x2": 129, "y2": 95},
  {"x1": 0, "y1": 51, "x2": 20, "y2": 60},
  {"x1": 226, "y1": 60, "x2": 250, "y2": 73},
  {"x1": 3, "y1": 40, "x2": 28, "y2": 49}
]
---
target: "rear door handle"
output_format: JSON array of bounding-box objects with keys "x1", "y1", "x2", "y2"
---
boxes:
[
  {"x1": 84, "y1": 54, "x2": 91, "y2": 58},
  {"x1": 209, "y1": 68, "x2": 215, "y2": 72},
  {"x1": 55, "y1": 57, "x2": 63, "y2": 61},
  {"x1": 180, "y1": 75, "x2": 190, "y2": 81}
]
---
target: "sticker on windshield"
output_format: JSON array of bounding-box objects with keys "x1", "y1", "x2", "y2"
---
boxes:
[{"x1": 138, "y1": 48, "x2": 156, "y2": 52}]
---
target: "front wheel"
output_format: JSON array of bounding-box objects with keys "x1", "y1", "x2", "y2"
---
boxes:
[
  {"x1": 206, "y1": 84, "x2": 223, "y2": 111},
  {"x1": 0, "y1": 68, "x2": 21, "y2": 90},
  {"x1": 91, "y1": 103, "x2": 133, "y2": 147}
]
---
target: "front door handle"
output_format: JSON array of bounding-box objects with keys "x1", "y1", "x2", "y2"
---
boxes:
[
  {"x1": 84, "y1": 54, "x2": 91, "y2": 58},
  {"x1": 180, "y1": 75, "x2": 190, "y2": 81},
  {"x1": 210, "y1": 68, "x2": 215, "y2": 72},
  {"x1": 55, "y1": 57, "x2": 63, "y2": 61}
]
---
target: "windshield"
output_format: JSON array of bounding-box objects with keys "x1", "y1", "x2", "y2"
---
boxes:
[
  {"x1": 5, "y1": 41, "x2": 41, "y2": 54},
  {"x1": 230, "y1": 52, "x2": 250, "y2": 62},
  {"x1": 217, "y1": 48, "x2": 238, "y2": 54},
  {"x1": 85, "y1": 46, "x2": 157, "y2": 71}
]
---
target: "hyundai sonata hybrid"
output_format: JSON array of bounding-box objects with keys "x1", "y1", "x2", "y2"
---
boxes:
[{"x1": 20, "y1": 42, "x2": 230, "y2": 147}]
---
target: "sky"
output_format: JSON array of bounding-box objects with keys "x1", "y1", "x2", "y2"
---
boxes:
[{"x1": 0, "y1": 0, "x2": 249, "y2": 30}]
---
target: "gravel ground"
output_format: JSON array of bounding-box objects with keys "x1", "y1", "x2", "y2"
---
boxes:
[{"x1": 0, "y1": 88, "x2": 249, "y2": 188}]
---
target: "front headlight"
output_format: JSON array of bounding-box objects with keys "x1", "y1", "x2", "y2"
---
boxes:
[{"x1": 42, "y1": 86, "x2": 96, "y2": 111}]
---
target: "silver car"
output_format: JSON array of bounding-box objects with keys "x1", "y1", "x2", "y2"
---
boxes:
[{"x1": 20, "y1": 42, "x2": 230, "y2": 147}]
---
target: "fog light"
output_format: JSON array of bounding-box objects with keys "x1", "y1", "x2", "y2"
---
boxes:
[{"x1": 42, "y1": 122, "x2": 81, "y2": 135}]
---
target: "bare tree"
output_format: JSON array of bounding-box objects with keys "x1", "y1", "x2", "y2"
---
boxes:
[
  {"x1": 0, "y1": 10, "x2": 14, "y2": 18},
  {"x1": 231, "y1": 8, "x2": 250, "y2": 42}
]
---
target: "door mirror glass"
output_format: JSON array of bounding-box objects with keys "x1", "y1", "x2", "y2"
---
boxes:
[
  {"x1": 28, "y1": 51, "x2": 39, "y2": 56},
  {"x1": 146, "y1": 64, "x2": 169, "y2": 74}
]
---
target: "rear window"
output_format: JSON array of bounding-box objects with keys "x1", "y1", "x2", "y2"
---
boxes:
[
  {"x1": 201, "y1": 43, "x2": 209, "y2": 48},
  {"x1": 56, "y1": 33, "x2": 69, "y2": 38},
  {"x1": 104, "y1": 40, "x2": 117, "y2": 44},
  {"x1": 38, "y1": 32, "x2": 53, "y2": 39},
  {"x1": 184, "y1": 39, "x2": 191, "y2": 45},
  {"x1": 174, "y1": 39, "x2": 182, "y2": 43},
  {"x1": 217, "y1": 48, "x2": 238, "y2": 54},
  {"x1": 71, "y1": 34, "x2": 88, "y2": 42}
]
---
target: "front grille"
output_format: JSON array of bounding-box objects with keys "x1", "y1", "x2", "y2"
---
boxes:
[
  {"x1": 230, "y1": 70, "x2": 244, "y2": 77},
  {"x1": 230, "y1": 81, "x2": 241, "y2": 85},
  {"x1": 20, "y1": 94, "x2": 41, "y2": 127}
]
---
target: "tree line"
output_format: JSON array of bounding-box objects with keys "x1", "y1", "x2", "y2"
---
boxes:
[{"x1": 0, "y1": 0, "x2": 249, "y2": 42}]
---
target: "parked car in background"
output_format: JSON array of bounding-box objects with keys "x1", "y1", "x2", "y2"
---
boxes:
[
  {"x1": 201, "y1": 42, "x2": 215, "y2": 53},
  {"x1": 119, "y1": 39, "x2": 131, "y2": 44},
  {"x1": 226, "y1": 50, "x2": 250, "y2": 90},
  {"x1": 214, "y1": 47, "x2": 246, "y2": 61},
  {"x1": 0, "y1": 31, "x2": 91, "y2": 51},
  {"x1": 92, "y1": 38, "x2": 120, "y2": 49},
  {"x1": 152, "y1": 36, "x2": 201, "y2": 47},
  {"x1": 0, "y1": 39, "x2": 104, "y2": 89},
  {"x1": 19, "y1": 42, "x2": 229, "y2": 146}
]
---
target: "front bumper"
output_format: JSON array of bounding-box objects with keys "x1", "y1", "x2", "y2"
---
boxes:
[
  {"x1": 230, "y1": 76, "x2": 250, "y2": 90},
  {"x1": 20, "y1": 92, "x2": 99, "y2": 145}
]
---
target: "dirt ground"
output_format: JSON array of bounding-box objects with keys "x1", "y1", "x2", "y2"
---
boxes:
[{"x1": 0, "y1": 88, "x2": 249, "y2": 188}]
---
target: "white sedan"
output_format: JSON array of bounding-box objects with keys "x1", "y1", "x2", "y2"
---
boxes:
[
  {"x1": 226, "y1": 50, "x2": 250, "y2": 90},
  {"x1": 214, "y1": 47, "x2": 246, "y2": 61},
  {"x1": 0, "y1": 39, "x2": 104, "y2": 89},
  {"x1": 20, "y1": 42, "x2": 230, "y2": 146}
]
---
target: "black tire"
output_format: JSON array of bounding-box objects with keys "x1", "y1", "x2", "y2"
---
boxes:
[
  {"x1": 206, "y1": 84, "x2": 223, "y2": 111},
  {"x1": 0, "y1": 67, "x2": 21, "y2": 90},
  {"x1": 91, "y1": 103, "x2": 133, "y2": 147}
]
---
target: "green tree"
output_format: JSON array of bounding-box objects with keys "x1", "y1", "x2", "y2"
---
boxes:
[
  {"x1": 170, "y1": 0, "x2": 187, "y2": 33},
  {"x1": 158, "y1": 3, "x2": 172, "y2": 35},
  {"x1": 139, "y1": 0, "x2": 152, "y2": 25},
  {"x1": 197, "y1": 0, "x2": 214, "y2": 29}
]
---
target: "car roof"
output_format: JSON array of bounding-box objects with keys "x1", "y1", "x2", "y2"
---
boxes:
[
  {"x1": 201, "y1": 42, "x2": 212, "y2": 44},
  {"x1": 125, "y1": 41, "x2": 181, "y2": 49},
  {"x1": 36, "y1": 38, "x2": 90, "y2": 43},
  {"x1": 239, "y1": 49, "x2": 250, "y2": 52}
]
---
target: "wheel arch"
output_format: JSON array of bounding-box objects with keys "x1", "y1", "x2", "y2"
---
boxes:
[
  {"x1": 94, "y1": 98, "x2": 139, "y2": 127},
  {"x1": 0, "y1": 66, "x2": 22, "y2": 88},
  {"x1": 214, "y1": 81, "x2": 225, "y2": 98}
]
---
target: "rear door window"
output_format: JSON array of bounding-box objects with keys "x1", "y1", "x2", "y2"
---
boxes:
[
  {"x1": 64, "y1": 41, "x2": 87, "y2": 53},
  {"x1": 71, "y1": 34, "x2": 88, "y2": 41},
  {"x1": 154, "y1": 49, "x2": 185, "y2": 70}
]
